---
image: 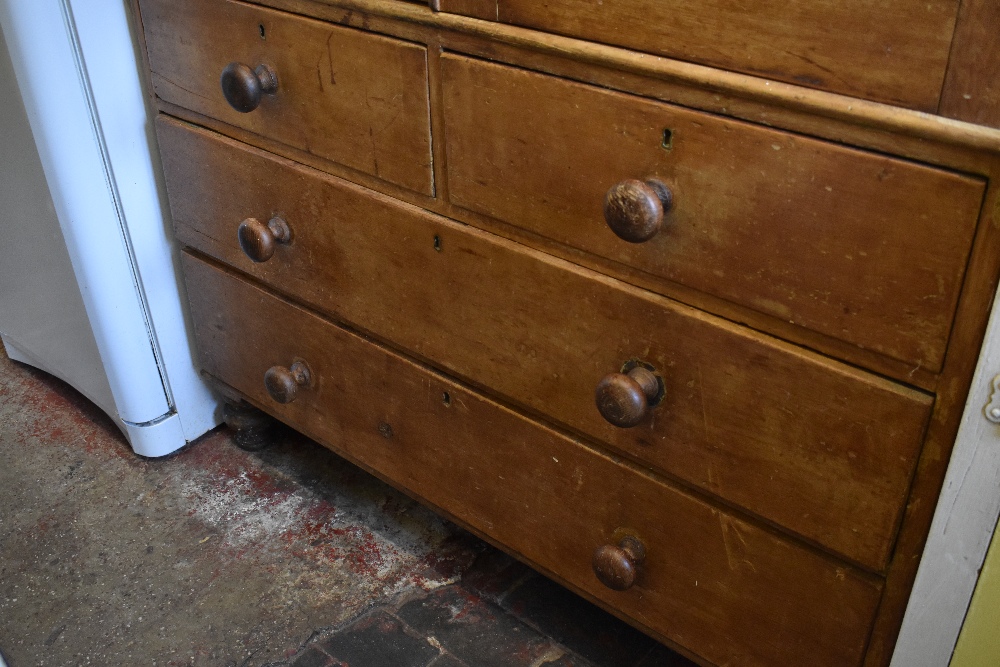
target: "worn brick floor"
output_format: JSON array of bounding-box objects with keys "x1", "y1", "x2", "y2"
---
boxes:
[
  {"x1": 0, "y1": 348, "x2": 693, "y2": 666},
  {"x1": 287, "y1": 547, "x2": 696, "y2": 667}
]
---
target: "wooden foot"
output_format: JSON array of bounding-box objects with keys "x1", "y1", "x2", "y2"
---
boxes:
[{"x1": 222, "y1": 400, "x2": 278, "y2": 451}]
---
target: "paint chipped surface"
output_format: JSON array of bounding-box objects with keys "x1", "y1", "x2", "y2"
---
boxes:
[{"x1": 0, "y1": 349, "x2": 481, "y2": 666}]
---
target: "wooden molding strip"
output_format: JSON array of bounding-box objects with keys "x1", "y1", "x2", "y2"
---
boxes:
[{"x1": 273, "y1": 0, "x2": 1000, "y2": 154}]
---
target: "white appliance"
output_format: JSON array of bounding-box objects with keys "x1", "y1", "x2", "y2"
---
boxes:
[{"x1": 0, "y1": 0, "x2": 220, "y2": 457}]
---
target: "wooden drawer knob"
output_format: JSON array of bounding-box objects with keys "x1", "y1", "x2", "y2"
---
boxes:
[
  {"x1": 595, "y1": 366, "x2": 661, "y2": 428},
  {"x1": 264, "y1": 360, "x2": 311, "y2": 404},
  {"x1": 220, "y1": 62, "x2": 278, "y2": 113},
  {"x1": 593, "y1": 535, "x2": 646, "y2": 591},
  {"x1": 237, "y1": 217, "x2": 291, "y2": 263},
  {"x1": 603, "y1": 178, "x2": 673, "y2": 243}
]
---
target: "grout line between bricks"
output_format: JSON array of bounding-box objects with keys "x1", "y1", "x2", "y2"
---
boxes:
[{"x1": 492, "y1": 570, "x2": 537, "y2": 606}]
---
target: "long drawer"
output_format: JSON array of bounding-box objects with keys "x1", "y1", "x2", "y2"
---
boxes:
[
  {"x1": 434, "y1": 0, "x2": 959, "y2": 109},
  {"x1": 182, "y1": 252, "x2": 883, "y2": 667},
  {"x1": 441, "y1": 54, "x2": 985, "y2": 372},
  {"x1": 158, "y1": 117, "x2": 933, "y2": 572},
  {"x1": 138, "y1": 0, "x2": 434, "y2": 194}
]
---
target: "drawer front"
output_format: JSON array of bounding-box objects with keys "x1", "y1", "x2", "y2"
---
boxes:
[
  {"x1": 138, "y1": 0, "x2": 433, "y2": 195},
  {"x1": 183, "y1": 253, "x2": 883, "y2": 667},
  {"x1": 441, "y1": 54, "x2": 985, "y2": 372},
  {"x1": 159, "y1": 117, "x2": 933, "y2": 571},
  {"x1": 436, "y1": 0, "x2": 958, "y2": 109}
]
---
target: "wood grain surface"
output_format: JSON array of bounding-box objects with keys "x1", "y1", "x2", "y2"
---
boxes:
[
  {"x1": 892, "y1": 284, "x2": 1000, "y2": 664},
  {"x1": 181, "y1": 0, "x2": 1000, "y2": 156},
  {"x1": 939, "y1": 0, "x2": 1000, "y2": 129},
  {"x1": 130, "y1": 0, "x2": 1000, "y2": 664},
  {"x1": 183, "y1": 252, "x2": 885, "y2": 667},
  {"x1": 435, "y1": 0, "x2": 959, "y2": 110},
  {"x1": 860, "y1": 175, "x2": 1000, "y2": 666},
  {"x1": 138, "y1": 0, "x2": 434, "y2": 194},
  {"x1": 441, "y1": 54, "x2": 985, "y2": 373},
  {"x1": 158, "y1": 117, "x2": 934, "y2": 572}
]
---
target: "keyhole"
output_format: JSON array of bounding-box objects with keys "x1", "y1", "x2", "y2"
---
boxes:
[
  {"x1": 433, "y1": 235, "x2": 442, "y2": 252},
  {"x1": 259, "y1": 23, "x2": 266, "y2": 39},
  {"x1": 661, "y1": 129, "x2": 673, "y2": 150}
]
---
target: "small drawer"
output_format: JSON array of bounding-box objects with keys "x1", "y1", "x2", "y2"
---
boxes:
[
  {"x1": 159, "y1": 117, "x2": 933, "y2": 572},
  {"x1": 441, "y1": 54, "x2": 985, "y2": 372},
  {"x1": 138, "y1": 0, "x2": 433, "y2": 195},
  {"x1": 435, "y1": 0, "x2": 959, "y2": 109},
  {"x1": 183, "y1": 253, "x2": 883, "y2": 667}
]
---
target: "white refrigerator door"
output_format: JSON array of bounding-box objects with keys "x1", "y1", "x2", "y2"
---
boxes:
[
  {"x1": 0, "y1": 22, "x2": 117, "y2": 420},
  {"x1": 0, "y1": 0, "x2": 219, "y2": 456}
]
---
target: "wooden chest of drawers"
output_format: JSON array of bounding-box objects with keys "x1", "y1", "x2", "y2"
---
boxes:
[{"x1": 131, "y1": 0, "x2": 1000, "y2": 664}]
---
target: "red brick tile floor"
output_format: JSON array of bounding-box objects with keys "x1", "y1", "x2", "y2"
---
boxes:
[{"x1": 0, "y1": 348, "x2": 693, "y2": 667}]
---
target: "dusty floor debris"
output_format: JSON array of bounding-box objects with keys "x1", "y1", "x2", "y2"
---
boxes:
[
  {"x1": 0, "y1": 350, "x2": 477, "y2": 666},
  {"x1": 0, "y1": 350, "x2": 691, "y2": 666}
]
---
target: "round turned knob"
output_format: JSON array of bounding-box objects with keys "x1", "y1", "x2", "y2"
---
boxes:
[
  {"x1": 220, "y1": 62, "x2": 278, "y2": 113},
  {"x1": 603, "y1": 178, "x2": 673, "y2": 243},
  {"x1": 264, "y1": 360, "x2": 311, "y2": 404},
  {"x1": 595, "y1": 366, "x2": 661, "y2": 428},
  {"x1": 593, "y1": 535, "x2": 646, "y2": 591},
  {"x1": 237, "y1": 217, "x2": 291, "y2": 262}
]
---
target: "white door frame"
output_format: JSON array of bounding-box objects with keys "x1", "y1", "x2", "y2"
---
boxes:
[{"x1": 893, "y1": 285, "x2": 1000, "y2": 666}]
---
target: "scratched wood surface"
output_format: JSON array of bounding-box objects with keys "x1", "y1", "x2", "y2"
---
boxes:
[
  {"x1": 441, "y1": 54, "x2": 985, "y2": 374},
  {"x1": 137, "y1": 0, "x2": 434, "y2": 194},
  {"x1": 140, "y1": 2, "x2": 1000, "y2": 389},
  {"x1": 184, "y1": 252, "x2": 885, "y2": 667},
  {"x1": 939, "y1": 0, "x2": 1000, "y2": 129},
  {"x1": 891, "y1": 284, "x2": 1000, "y2": 665},
  {"x1": 435, "y1": 0, "x2": 959, "y2": 110},
  {"x1": 130, "y1": 1, "x2": 1000, "y2": 664},
  {"x1": 159, "y1": 117, "x2": 935, "y2": 572}
]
